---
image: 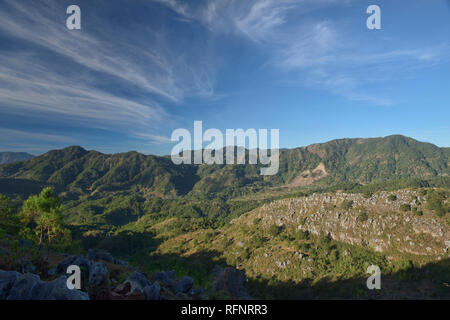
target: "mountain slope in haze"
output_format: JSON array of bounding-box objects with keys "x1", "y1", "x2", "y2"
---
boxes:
[
  {"x1": 0, "y1": 135, "x2": 448, "y2": 199},
  {"x1": 0, "y1": 152, "x2": 34, "y2": 164}
]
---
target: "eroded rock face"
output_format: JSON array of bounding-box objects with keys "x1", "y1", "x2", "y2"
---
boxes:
[
  {"x1": 238, "y1": 190, "x2": 450, "y2": 257},
  {"x1": 143, "y1": 282, "x2": 161, "y2": 300},
  {"x1": 57, "y1": 255, "x2": 90, "y2": 274},
  {"x1": 112, "y1": 271, "x2": 161, "y2": 300},
  {"x1": 56, "y1": 250, "x2": 112, "y2": 288},
  {"x1": 0, "y1": 270, "x2": 19, "y2": 299},
  {"x1": 88, "y1": 262, "x2": 108, "y2": 286},
  {"x1": 0, "y1": 270, "x2": 89, "y2": 300},
  {"x1": 114, "y1": 271, "x2": 151, "y2": 295}
]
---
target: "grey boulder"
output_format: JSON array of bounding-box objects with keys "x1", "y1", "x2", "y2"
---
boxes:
[
  {"x1": 0, "y1": 270, "x2": 89, "y2": 300},
  {"x1": 153, "y1": 270, "x2": 176, "y2": 289},
  {"x1": 143, "y1": 281, "x2": 161, "y2": 300},
  {"x1": 57, "y1": 255, "x2": 90, "y2": 274},
  {"x1": 88, "y1": 262, "x2": 108, "y2": 286},
  {"x1": 0, "y1": 270, "x2": 20, "y2": 299},
  {"x1": 114, "y1": 271, "x2": 151, "y2": 295}
]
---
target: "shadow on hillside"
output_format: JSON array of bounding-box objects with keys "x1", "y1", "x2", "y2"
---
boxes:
[
  {"x1": 136, "y1": 251, "x2": 450, "y2": 299},
  {"x1": 244, "y1": 257, "x2": 450, "y2": 299},
  {"x1": 0, "y1": 178, "x2": 62, "y2": 200},
  {"x1": 67, "y1": 228, "x2": 450, "y2": 300}
]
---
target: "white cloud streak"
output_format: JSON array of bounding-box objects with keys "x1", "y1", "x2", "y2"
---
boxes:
[
  {"x1": 155, "y1": 0, "x2": 446, "y2": 106},
  {"x1": 0, "y1": 0, "x2": 218, "y2": 147},
  {"x1": 0, "y1": 128, "x2": 77, "y2": 144},
  {"x1": 0, "y1": 0, "x2": 214, "y2": 102}
]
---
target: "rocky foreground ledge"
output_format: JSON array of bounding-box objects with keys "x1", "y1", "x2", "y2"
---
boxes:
[
  {"x1": 0, "y1": 246, "x2": 249, "y2": 300},
  {"x1": 0, "y1": 270, "x2": 89, "y2": 300}
]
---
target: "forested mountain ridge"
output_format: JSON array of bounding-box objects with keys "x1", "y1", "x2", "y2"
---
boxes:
[{"x1": 0, "y1": 135, "x2": 448, "y2": 200}]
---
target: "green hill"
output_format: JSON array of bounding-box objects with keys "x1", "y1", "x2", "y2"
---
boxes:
[{"x1": 0, "y1": 135, "x2": 448, "y2": 199}]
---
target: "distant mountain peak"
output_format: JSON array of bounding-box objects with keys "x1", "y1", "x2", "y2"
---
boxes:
[{"x1": 0, "y1": 152, "x2": 34, "y2": 164}]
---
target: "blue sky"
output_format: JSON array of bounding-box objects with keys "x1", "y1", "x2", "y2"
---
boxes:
[{"x1": 0, "y1": 0, "x2": 449, "y2": 155}]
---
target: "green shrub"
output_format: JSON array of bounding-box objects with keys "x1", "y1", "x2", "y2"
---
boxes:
[
  {"x1": 268, "y1": 224, "x2": 283, "y2": 237},
  {"x1": 362, "y1": 192, "x2": 373, "y2": 199},
  {"x1": 426, "y1": 190, "x2": 449, "y2": 217},
  {"x1": 400, "y1": 204, "x2": 411, "y2": 212},
  {"x1": 295, "y1": 230, "x2": 310, "y2": 241},
  {"x1": 357, "y1": 211, "x2": 369, "y2": 222},
  {"x1": 388, "y1": 194, "x2": 397, "y2": 201},
  {"x1": 340, "y1": 200, "x2": 354, "y2": 210},
  {"x1": 249, "y1": 235, "x2": 265, "y2": 248}
]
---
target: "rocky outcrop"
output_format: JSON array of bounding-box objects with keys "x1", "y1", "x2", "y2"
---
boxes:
[
  {"x1": 0, "y1": 270, "x2": 89, "y2": 300},
  {"x1": 88, "y1": 262, "x2": 108, "y2": 286},
  {"x1": 56, "y1": 254, "x2": 108, "y2": 286},
  {"x1": 1, "y1": 246, "x2": 206, "y2": 300},
  {"x1": 112, "y1": 271, "x2": 160, "y2": 300},
  {"x1": 154, "y1": 270, "x2": 176, "y2": 289},
  {"x1": 143, "y1": 281, "x2": 161, "y2": 300},
  {"x1": 240, "y1": 190, "x2": 450, "y2": 257},
  {"x1": 57, "y1": 255, "x2": 90, "y2": 274},
  {"x1": 152, "y1": 270, "x2": 204, "y2": 299}
]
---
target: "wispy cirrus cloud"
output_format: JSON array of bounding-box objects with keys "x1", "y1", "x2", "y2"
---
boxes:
[
  {"x1": 0, "y1": 0, "x2": 214, "y2": 102},
  {"x1": 129, "y1": 131, "x2": 172, "y2": 144},
  {"x1": 0, "y1": 128, "x2": 77, "y2": 144},
  {"x1": 276, "y1": 21, "x2": 447, "y2": 106},
  {"x1": 154, "y1": 0, "x2": 447, "y2": 106},
  {"x1": 154, "y1": 0, "x2": 344, "y2": 42},
  {"x1": 0, "y1": 54, "x2": 165, "y2": 129},
  {"x1": 0, "y1": 0, "x2": 218, "y2": 148}
]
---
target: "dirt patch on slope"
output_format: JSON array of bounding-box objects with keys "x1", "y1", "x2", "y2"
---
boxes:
[{"x1": 284, "y1": 163, "x2": 328, "y2": 188}]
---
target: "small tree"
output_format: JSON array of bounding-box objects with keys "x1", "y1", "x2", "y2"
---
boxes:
[{"x1": 22, "y1": 187, "x2": 64, "y2": 245}]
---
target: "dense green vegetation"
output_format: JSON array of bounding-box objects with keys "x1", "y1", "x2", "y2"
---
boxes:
[
  {"x1": 0, "y1": 135, "x2": 448, "y2": 201},
  {"x1": 0, "y1": 135, "x2": 448, "y2": 251},
  {"x1": 0, "y1": 188, "x2": 80, "y2": 253},
  {"x1": 0, "y1": 135, "x2": 449, "y2": 299},
  {"x1": 426, "y1": 189, "x2": 450, "y2": 217}
]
